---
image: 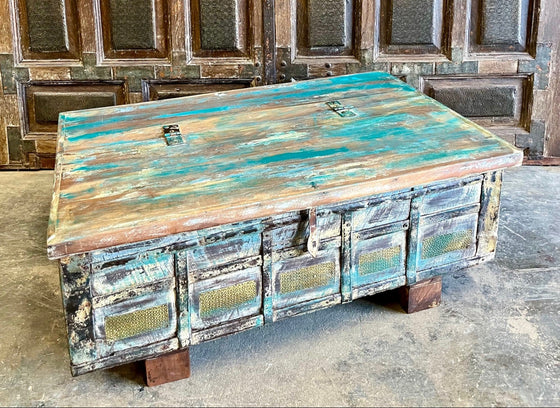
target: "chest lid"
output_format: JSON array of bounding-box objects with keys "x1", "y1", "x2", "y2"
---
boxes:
[{"x1": 47, "y1": 72, "x2": 522, "y2": 259}]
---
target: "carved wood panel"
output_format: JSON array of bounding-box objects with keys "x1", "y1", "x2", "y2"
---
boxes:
[
  {"x1": 19, "y1": 81, "x2": 127, "y2": 139},
  {"x1": 142, "y1": 78, "x2": 252, "y2": 101},
  {"x1": 94, "y1": 0, "x2": 170, "y2": 62},
  {"x1": 9, "y1": 0, "x2": 81, "y2": 63},
  {"x1": 186, "y1": 0, "x2": 263, "y2": 81},
  {"x1": 377, "y1": 0, "x2": 452, "y2": 58},
  {"x1": 421, "y1": 75, "x2": 532, "y2": 144},
  {"x1": 467, "y1": 0, "x2": 539, "y2": 56}
]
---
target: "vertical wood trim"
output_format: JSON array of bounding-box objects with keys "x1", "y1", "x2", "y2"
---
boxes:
[
  {"x1": 476, "y1": 171, "x2": 502, "y2": 258},
  {"x1": 262, "y1": 0, "x2": 276, "y2": 84},
  {"x1": 274, "y1": 0, "x2": 290, "y2": 47},
  {"x1": 406, "y1": 197, "x2": 421, "y2": 285},
  {"x1": 170, "y1": 0, "x2": 186, "y2": 52},
  {"x1": 0, "y1": 0, "x2": 14, "y2": 53},
  {"x1": 541, "y1": 0, "x2": 560, "y2": 156},
  {"x1": 341, "y1": 213, "x2": 353, "y2": 302},
  {"x1": 262, "y1": 230, "x2": 273, "y2": 322},
  {"x1": 76, "y1": 0, "x2": 96, "y2": 53},
  {"x1": 360, "y1": 0, "x2": 375, "y2": 50},
  {"x1": 176, "y1": 252, "x2": 191, "y2": 347}
]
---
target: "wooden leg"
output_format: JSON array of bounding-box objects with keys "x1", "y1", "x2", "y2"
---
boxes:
[
  {"x1": 399, "y1": 276, "x2": 442, "y2": 314},
  {"x1": 144, "y1": 348, "x2": 190, "y2": 386}
]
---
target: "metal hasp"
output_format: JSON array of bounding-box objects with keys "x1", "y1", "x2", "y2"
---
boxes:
[
  {"x1": 162, "y1": 124, "x2": 185, "y2": 146},
  {"x1": 326, "y1": 100, "x2": 356, "y2": 117},
  {"x1": 307, "y1": 207, "x2": 319, "y2": 258}
]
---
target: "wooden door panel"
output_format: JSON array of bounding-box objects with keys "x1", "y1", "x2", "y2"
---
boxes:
[
  {"x1": 296, "y1": 0, "x2": 355, "y2": 56},
  {"x1": 95, "y1": 0, "x2": 170, "y2": 62},
  {"x1": 19, "y1": 81, "x2": 127, "y2": 139},
  {"x1": 421, "y1": 75, "x2": 532, "y2": 143},
  {"x1": 275, "y1": 0, "x2": 365, "y2": 81},
  {"x1": 9, "y1": 0, "x2": 81, "y2": 63},
  {"x1": 378, "y1": 0, "x2": 452, "y2": 58},
  {"x1": 142, "y1": 78, "x2": 252, "y2": 101},
  {"x1": 467, "y1": 0, "x2": 539, "y2": 55},
  {"x1": 187, "y1": 0, "x2": 263, "y2": 80}
]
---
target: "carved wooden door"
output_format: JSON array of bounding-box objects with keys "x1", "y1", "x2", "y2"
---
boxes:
[
  {"x1": 272, "y1": 0, "x2": 559, "y2": 160},
  {"x1": 0, "y1": 0, "x2": 558, "y2": 169},
  {"x1": 0, "y1": 0, "x2": 264, "y2": 168}
]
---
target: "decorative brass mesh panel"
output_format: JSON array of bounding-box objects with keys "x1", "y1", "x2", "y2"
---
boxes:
[
  {"x1": 358, "y1": 246, "x2": 401, "y2": 276},
  {"x1": 421, "y1": 229, "x2": 473, "y2": 259},
  {"x1": 199, "y1": 0, "x2": 238, "y2": 50},
  {"x1": 105, "y1": 303, "x2": 169, "y2": 341},
  {"x1": 308, "y1": 0, "x2": 347, "y2": 47},
  {"x1": 199, "y1": 280, "x2": 257, "y2": 318},
  {"x1": 280, "y1": 262, "x2": 335, "y2": 294}
]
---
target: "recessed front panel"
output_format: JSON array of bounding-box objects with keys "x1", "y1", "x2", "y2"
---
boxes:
[
  {"x1": 12, "y1": 0, "x2": 81, "y2": 61},
  {"x1": 91, "y1": 253, "x2": 174, "y2": 297},
  {"x1": 93, "y1": 286, "x2": 177, "y2": 358},
  {"x1": 468, "y1": 0, "x2": 538, "y2": 54},
  {"x1": 20, "y1": 81, "x2": 127, "y2": 139},
  {"x1": 97, "y1": 0, "x2": 169, "y2": 60},
  {"x1": 186, "y1": 231, "x2": 261, "y2": 272},
  {"x1": 272, "y1": 247, "x2": 341, "y2": 310},
  {"x1": 190, "y1": 266, "x2": 262, "y2": 330},
  {"x1": 351, "y1": 198, "x2": 410, "y2": 231},
  {"x1": 351, "y1": 230, "x2": 406, "y2": 293},
  {"x1": 419, "y1": 180, "x2": 482, "y2": 214},
  {"x1": 270, "y1": 210, "x2": 341, "y2": 251},
  {"x1": 415, "y1": 210, "x2": 479, "y2": 271}
]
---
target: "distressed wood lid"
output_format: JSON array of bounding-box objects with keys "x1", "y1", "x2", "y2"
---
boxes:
[{"x1": 47, "y1": 72, "x2": 522, "y2": 259}]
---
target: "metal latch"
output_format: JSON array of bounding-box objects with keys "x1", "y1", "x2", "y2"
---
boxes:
[
  {"x1": 326, "y1": 101, "x2": 356, "y2": 117},
  {"x1": 307, "y1": 207, "x2": 319, "y2": 258},
  {"x1": 162, "y1": 124, "x2": 185, "y2": 146}
]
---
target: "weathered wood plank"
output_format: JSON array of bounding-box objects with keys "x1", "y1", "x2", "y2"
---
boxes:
[
  {"x1": 419, "y1": 180, "x2": 482, "y2": 214},
  {"x1": 476, "y1": 171, "x2": 502, "y2": 258},
  {"x1": 71, "y1": 338, "x2": 179, "y2": 376},
  {"x1": 91, "y1": 253, "x2": 174, "y2": 297},
  {"x1": 47, "y1": 72, "x2": 522, "y2": 259}
]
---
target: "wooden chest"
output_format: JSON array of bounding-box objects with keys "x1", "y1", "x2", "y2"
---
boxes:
[{"x1": 47, "y1": 72, "x2": 522, "y2": 379}]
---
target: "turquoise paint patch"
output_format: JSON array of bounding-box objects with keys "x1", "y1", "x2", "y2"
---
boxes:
[{"x1": 249, "y1": 147, "x2": 351, "y2": 165}]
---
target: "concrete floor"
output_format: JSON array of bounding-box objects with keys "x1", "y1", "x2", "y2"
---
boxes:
[{"x1": 0, "y1": 166, "x2": 558, "y2": 407}]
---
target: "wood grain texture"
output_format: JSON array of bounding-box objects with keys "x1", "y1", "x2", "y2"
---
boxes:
[
  {"x1": 144, "y1": 348, "x2": 190, "y2": 386},
  {"x1": 0, "y1": 0, "x2": 13, "y2": 53},
  {"x1": 476, "y1": 171, "x2": 502, "y2": 257},
  {"x1": 399, "y1": 275, "x2": 442, "y2": 313},
  {"x1": 47, "y1": 72, "x2": 522, "y2": 259}
]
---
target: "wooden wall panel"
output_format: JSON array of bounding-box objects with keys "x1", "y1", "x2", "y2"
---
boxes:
[
  {"x1": 422, "y1": 75, "x2": 532, "y2": 142},
  {"x1": 296, "y1": 0, "x2": 354, "y2": 56},
  {"x1": 95, "y1": 0, "x2": 170, "y2": 62},
  {"x1": 19, "y1": 81, "x2": 126, "y2": 139},
  {"x1": 142, "y1": 79, "x2": 252, "y2": 101},
  {"x1": 189, "y1": 0, "x2": 251, "y2": 58},
  {"x1": 467, "y1": 0, "x2": 538, "y2": 55},
  {"x1": 10, "y1": 0, "x2": 81, "y2": 63},
  {"x1": 378, "y1": 0, "x2": 452, "y2": 57}
]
